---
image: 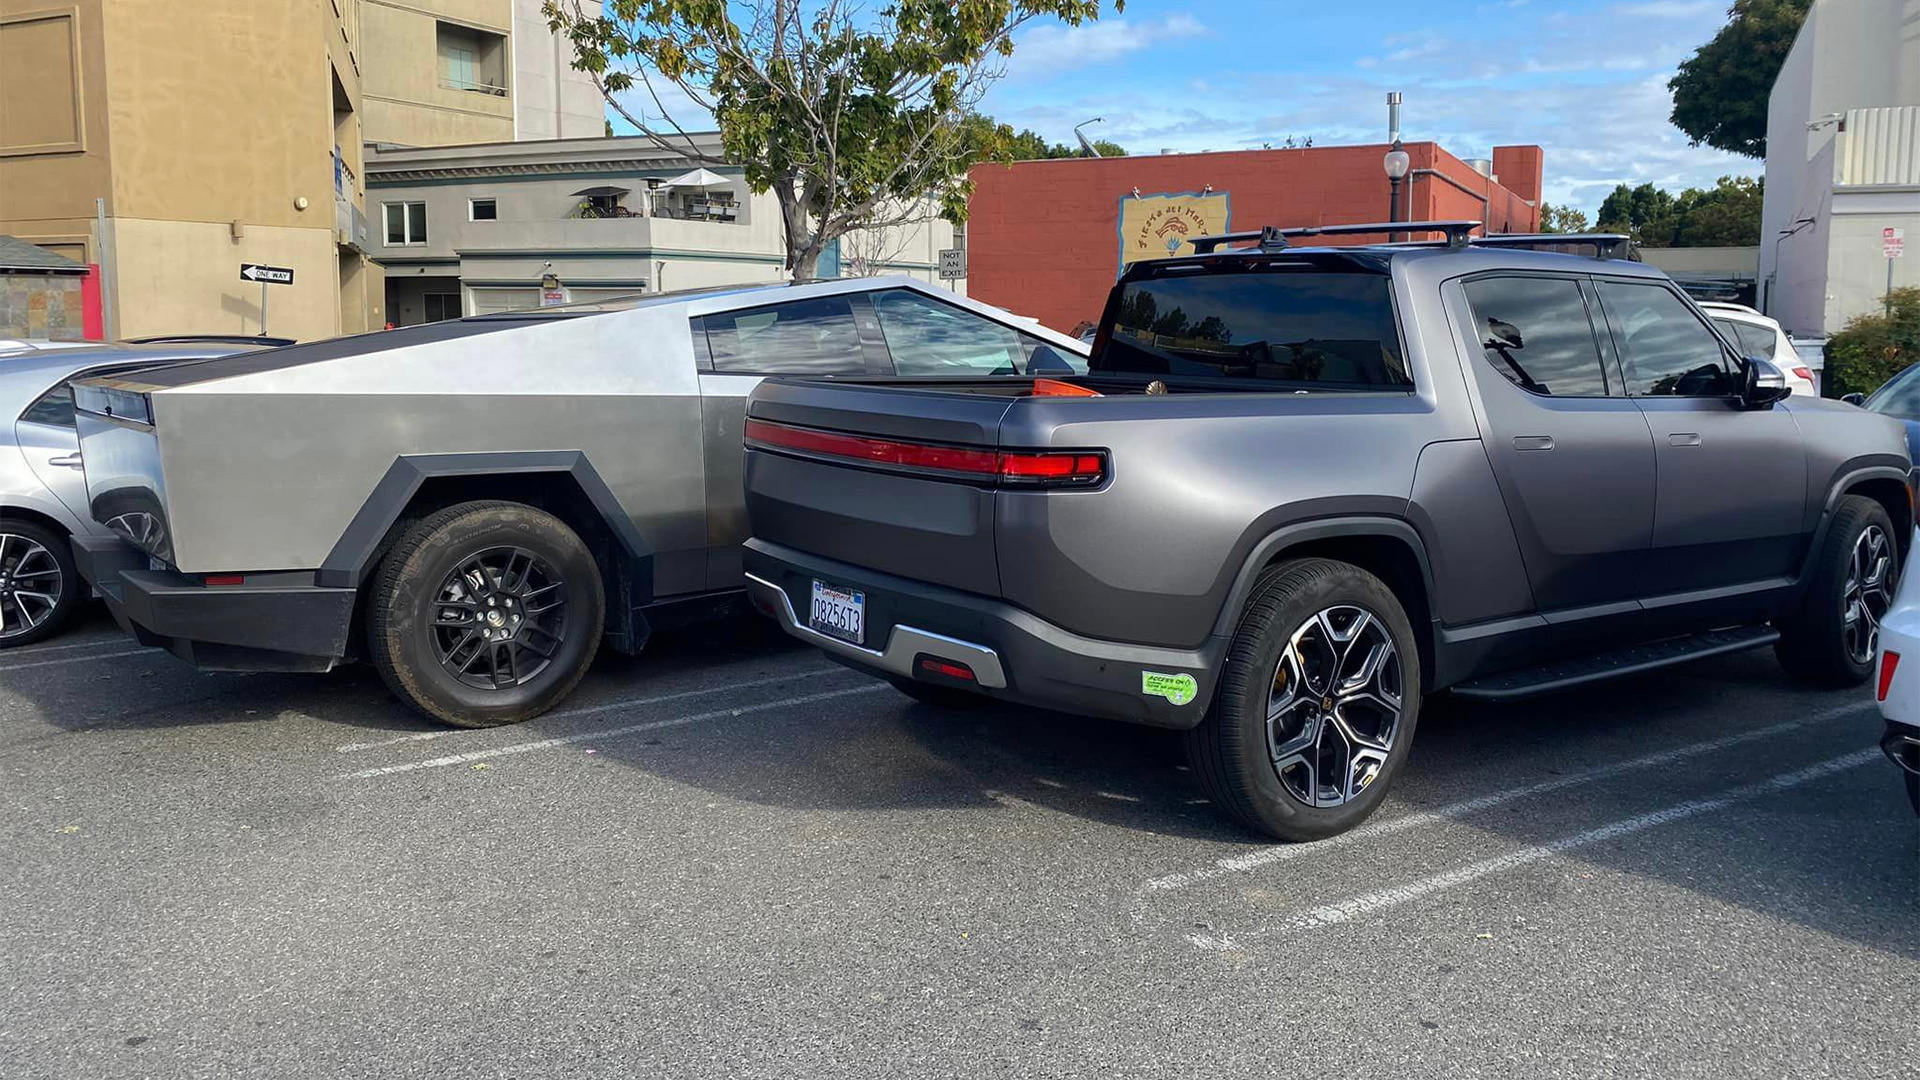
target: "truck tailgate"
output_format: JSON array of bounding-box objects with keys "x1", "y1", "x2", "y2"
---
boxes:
[{"x1": 744, "y1": 379, "x2": 1015, "y2": 596}]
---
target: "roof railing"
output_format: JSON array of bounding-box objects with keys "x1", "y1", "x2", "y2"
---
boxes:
[{"x1": 1189, "y1": 221, "x2": 1637, "y2": 260}]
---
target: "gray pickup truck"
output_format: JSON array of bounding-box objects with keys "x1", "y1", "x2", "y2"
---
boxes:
[{"x1": 741, "y1": 222, "x2": 1913, "y2": 841}]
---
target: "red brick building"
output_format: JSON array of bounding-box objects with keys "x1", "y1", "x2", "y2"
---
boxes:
[{"x1": 965, "y1": 142, "x2": 1544, "y2": 331}]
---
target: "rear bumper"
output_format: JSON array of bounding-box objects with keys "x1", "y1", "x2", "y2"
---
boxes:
[
  {"x1": 1884, "y1": 721, "x2": 1920, "y2": 778},
  {"x1": 743, "y1": 538, "x2": 1225, "y2": 729},
  {"x1": 72, "y1": 535, "x2": 354, "y2": 673}
]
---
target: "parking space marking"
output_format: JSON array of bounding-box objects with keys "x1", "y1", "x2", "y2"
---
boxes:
[
  {"x1": 0, "y1": 647, "x2": 154, "y2": 674},
  {"x1": 1146, "y1": 701, "x2": 1873, "y2": 892},
  {"x1": 3, "y1": 637, "x2": 142, "y2": 658},
  {"x1": 331, "y1": 666, "x2": 838, "y2": 752},
  {"x1": 1187, "y1": 746, "x2": 1880, "y2": 951},
  {"x1": 345, "y1": 682, "x2": 887, "y2": 779}
]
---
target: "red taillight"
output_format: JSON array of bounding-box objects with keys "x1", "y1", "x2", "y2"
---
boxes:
[
  {"x1": 918, "y1": 657, "x2": 976, "y2": 682},
  {"x1": 745, "y1": 419, "x2": 1106, "y2": 487},
  {"x1": 1793, "y1": 367, "x2": 1815, "y2": 383},
  {"x1": 203, "y1": 574, "x2": 246, "y2": 587},
  {"x1": 1879, "y1": 650, "x2": 1901, "y2": 702}
]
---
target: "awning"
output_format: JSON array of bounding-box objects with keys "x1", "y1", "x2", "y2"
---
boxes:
[
  {"x1": 663, "y1": 168, "x2": 732, "y2": 190},
  {"x1": 569, "y1": 185, "x2": 632, "y2": 198}
]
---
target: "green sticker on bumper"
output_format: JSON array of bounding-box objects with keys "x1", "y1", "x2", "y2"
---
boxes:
[{"x1": 1142, "y1": 670, "x2": 1198, "y2": 706}]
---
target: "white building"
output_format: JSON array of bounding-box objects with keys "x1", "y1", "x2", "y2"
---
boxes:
[
  {"x1": 1760, "y1": 0, "x2": 1920, "y2": 336},
  {"x1": 510, "y1": 0, "x2": 607, "y2": 141},
  {"x1": 367, "y1": 134, "x2": 964, "y2": 323}
]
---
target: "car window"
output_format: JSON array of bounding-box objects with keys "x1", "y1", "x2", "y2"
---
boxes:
[
  {"x1": 1733, "y1": 321, "x2": 1778, "y2": 360},
  {"x1": 704, "y1": 296, "x2": 865, "y2": 375},
  {"x1": 871, "y1": 289, "x2": 1029, "y2": 376},
  {"x1": 18, "y1": 385, "x2": 77, "y2": 428},
  {"x1": 1101, "y1": 268, "x2": 1410, "y2": 387},
  {"x1": 1865, "y1": 362, "x2": 1920, "y2": 420},
  {"x1": 1598, "y1": 280, "x2": 1733, "y2": 397},
  {"x1": 1461, "y1": 275, "x2": 1610, "y2": 397}
]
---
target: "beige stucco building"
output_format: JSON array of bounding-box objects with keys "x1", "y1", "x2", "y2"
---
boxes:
[{"x1": 0, "y1": 0, "x2": 604, "y2": 343}]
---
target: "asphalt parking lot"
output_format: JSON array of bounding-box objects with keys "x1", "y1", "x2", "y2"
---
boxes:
[{"x1": 2, "y1": 607, "x2": 1916, "y2": 1079}]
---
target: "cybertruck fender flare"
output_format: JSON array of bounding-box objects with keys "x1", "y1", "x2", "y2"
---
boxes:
[
  {"x1": 315, "y1": 451, "x2": 652, "y2": 592},
  {"x1": 1207, "y1": 516, "x2": 1438, "y2": 641}
]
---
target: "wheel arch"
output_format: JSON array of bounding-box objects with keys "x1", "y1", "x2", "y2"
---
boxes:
[
  {"x1": 319, "y1": 452, "x2": 654, "y2": 654},
  {"x1": 1804, "y1": 464, "x2": 1916, "y2": 583},
  {"x1": 0, "y1": 503, "x2": 75, "y2": 540},
  {"x1": 1211, "y1": 517, "x2": 1437, "y2": 690}
]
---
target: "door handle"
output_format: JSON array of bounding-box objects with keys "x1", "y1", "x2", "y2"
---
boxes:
[
  {"x1": 1512, "y1": 436, "x2": 1554, "y2": 452},
  {"x1": 1668, "y1": 432, "x2": 1702, "y2": 447},
  {"x1": 47, "y1": 453, "x2": 82, "y2": 468}
]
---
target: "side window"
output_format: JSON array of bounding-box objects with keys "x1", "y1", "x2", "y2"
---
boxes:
[
  {"x1": 869, "y1": 289, "x2": 1027, "y2": 376},
  {"x1": 18, "y1": 385, "x2": 76, "y2": 428},
  {"x1": 704, "y1": 296, "x2": 865, "y2": 375},
  {"x1": 1598, "y1": 280, "x2": 1733, "y2": 397},
  {"x1": 1460, "y1": 275, "x2": 1610, "y2": 397},
  {"x1": 1734, "y1": 321, "x2": 1778, "y2": 360}
]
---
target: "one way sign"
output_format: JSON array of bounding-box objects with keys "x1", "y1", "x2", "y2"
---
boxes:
[{"x1": 240, "y1": 263, "x2": 294, "y2": 285}]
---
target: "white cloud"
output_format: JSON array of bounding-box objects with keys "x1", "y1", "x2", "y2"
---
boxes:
[
  {"x1": 1611, "y1": 0, "x2": 1721, "y2": 16},
  {"x1": 1006, "y1": 14, "x2": 1206, "y2": 77}
]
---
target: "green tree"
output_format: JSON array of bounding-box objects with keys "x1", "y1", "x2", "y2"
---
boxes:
[
  {"x1": 1670, "y1": 175, "x2": 1765, "y2": 247},
  {"x1": 546, "y1": 0, "x2": 1117, "y2": 279},
  {"x1": 1827, "y1": 287, "x2": 1920, "y2": 398},
  {"x1": 1597, "y1": 182, "x2": 1678, "y2": 247},
  {"x1": 1668, "y1": 0, "x2": 1811, "y2": 158},
  {"x1": 1538, "y1": 202, "x2": 1591, "y2": 234},
  {"x1": 1001, "y1": 126, "x2": 1126, "y2": 159}
]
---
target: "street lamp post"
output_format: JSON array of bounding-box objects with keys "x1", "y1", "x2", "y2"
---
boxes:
[
  {"x1": 1383, "y1": 93, "x2": 1410, "y2": 242},
  {"x1": 1769, "y1": 216, "x2": 1815, "y2": 316}
]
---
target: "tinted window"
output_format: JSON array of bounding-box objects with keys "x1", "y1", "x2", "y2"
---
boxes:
[
  {"x1": 1865, "y1": 363, "x2": 1920, "y2": 420},
  {"x1": 869, "y1": 289, "x2": 1084, "y2": 376},
  {"x1": 19, "y1": 385, "x2": 75, "y2": 428},
  {"x1": 1600, "y1": 280, "x2": 1733, "y2": 397},
  {"x1": 1733, "y1": 321, "x2": 1778, "y2": 360},
  {"x1": 1102, "y1": 268, "x2": 1409, "y2": 387},
  {"x1": 704, "y1": 296, "x2": 865, "y2": 375},
  {"x1": 1461, "y1": 276, "x2": 1609, "y2": 397}
]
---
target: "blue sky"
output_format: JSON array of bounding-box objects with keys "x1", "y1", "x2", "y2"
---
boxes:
[{"x1": 610, "y1": 0, "x2": 1759, "y2": 220}]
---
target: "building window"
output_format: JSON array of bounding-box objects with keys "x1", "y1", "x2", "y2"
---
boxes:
[
  {"x1": 436, "y1": 21, "x2": 507, "y2": 96},
  {"x1": 469, "y1": 198, "x2": 497, "y2": 222},
  {"x1": 384, "y1": 202, "x2": 426, "y2": 246},
  {"x1": 424, "y1": 293, "x2": 461, "y2": 322}
]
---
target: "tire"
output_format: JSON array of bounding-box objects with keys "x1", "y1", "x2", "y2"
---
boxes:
[
  {"x1": 1775, "y1": 495, "x2": 1897, "y2": 687},
  {"x1": 885, "y1": 676, "x2": 985, "y2": 710},
  {"x1": 1907, "y1": 772, "x2": 1920, "y2": 818},
  {"x1": 1183, "y1": 558, "x2": 1422, "y2": 842},
  {"x1": 0, "y1": 520, "x2": 80, "y2": 648},
  {"x1": 367, "y1": 501, "x2": 604, "y2": 727}
]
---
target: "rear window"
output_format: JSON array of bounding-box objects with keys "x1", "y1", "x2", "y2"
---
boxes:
[{"x1": 1100, "y1": 268, "x2": 1410, "y2": 388}]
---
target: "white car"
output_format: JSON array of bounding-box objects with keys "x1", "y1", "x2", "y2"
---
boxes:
[
  {"x1": 1873, "y1": 527, "x2": 1920, "y2": 815},
  {"x1": 1699, "y1": 302, "x2": 1819, "y2": 398}
]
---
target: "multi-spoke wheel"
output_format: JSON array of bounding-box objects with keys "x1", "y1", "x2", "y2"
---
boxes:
[
  {"x1": 1266, "y1": 605, "x2": 1404, "y2": 809},
  {"x1": 1185, "y1": 558, "x2": 1422, "y2": 842},
  {"x1": 0, "y1": 522, "x2": 79, "y2": 648},
  {"x1": 368, "y1": 501, "x2": 604, "y2": 727},
  {"x1": 1777, "y1": 494, "x2": 1899, "y2": 688}
]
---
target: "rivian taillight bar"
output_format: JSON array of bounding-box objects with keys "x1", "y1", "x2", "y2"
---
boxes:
[{"x1": 744, "y1": 419, "x2": 1106, "y2": 487}]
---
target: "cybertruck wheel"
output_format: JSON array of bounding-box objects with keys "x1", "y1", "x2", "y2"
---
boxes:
[
  {"x1": 0, "y1": 521, "x2": 79, "y2": 648},
  {"x1": 1775, "y1": 495, "x2": 1896, "y2": 688},
  {"x1": 368, "y1": 501, "x2": 604, "y2": 728},
  {"x1": 1184, "y1": 558, "x2": 1421, "y2": 842}
]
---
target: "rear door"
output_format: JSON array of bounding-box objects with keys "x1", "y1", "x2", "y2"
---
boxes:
[
  {"x1": 1454, "y1": 273, "x2": 1655, "y2": 612},
  {"x1": 695, "y1": 292, "x2": 880, "y2": 589},
  {"x1": 1596, "y1": 278, "x2": 1807, "y2": 596},
  {"x1": 14, "y1": 361, "x2": 165, "y2": 529}
]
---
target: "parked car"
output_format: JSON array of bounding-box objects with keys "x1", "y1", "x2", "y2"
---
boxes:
[
  {"x1": 0, "y1": 340, "x2": 273, "y2": 645},
  {"x1": 1845, "y1": 361, "x2": 1920, "y2": 462},
  {"x1": 739, "y1": 222, "x2": 1911, "y2": 841},
  {"x1": 1873, "y1": 529, "x2": 1920, "y2": 817},
  {"x1": 1699, "y1": 302, "x2": 1818, "y2": 397},
  {"x1": 67, "y1": 280, "x2": 1087, "y2": 725}
]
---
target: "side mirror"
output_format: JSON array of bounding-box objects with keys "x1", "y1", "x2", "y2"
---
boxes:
[
  {"x1": 1028, "y1": 345, "x2": 1077, "y2": 374},
  {"x1": 1842, "y1": 392, "x2": 1866, "y2": 406},
  {"x1": 1737, "y1": 355, "x2": 1791, "y2": 409}
]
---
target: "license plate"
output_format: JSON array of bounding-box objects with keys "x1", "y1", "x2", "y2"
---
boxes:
[{"x1": 808, "y1": 580, "x2": 865, "y2": 645}]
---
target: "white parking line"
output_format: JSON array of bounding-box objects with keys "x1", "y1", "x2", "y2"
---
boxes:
[
  {"x1": 4, "y1": 637, "x2": 138, "y2": 658},
  {"x1": 0, "y1": 647, "x2": 153, "y2": 674},
  {"x1": 332, "y1": 666, "x2": 838, "y2": 752},
  {"x1": 346, "y1": 682, "x2": 887, "y2": 779},
  {"x1": 1146, "y1": 701, "x2": 1873, "y2": 891},
  {"x1": 1187, "y1": 747, "x2": 1880, "y2": 951}
]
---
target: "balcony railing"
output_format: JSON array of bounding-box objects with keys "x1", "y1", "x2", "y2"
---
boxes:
[{"x1": 439, "y1": 77, "x2": 507, "y2": 97}]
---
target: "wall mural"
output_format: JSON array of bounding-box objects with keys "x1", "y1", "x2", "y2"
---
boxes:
[{"x1": 1117, "y1": 191, "x2": 1231, "y2": 273}]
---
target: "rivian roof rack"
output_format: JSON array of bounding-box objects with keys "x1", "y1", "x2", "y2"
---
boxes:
[
  {"x1": 123, "y1": 334, "x2": 298, "y2": 347},
  {"x1": 1190, "y1": 220, "x2": 1483, "y2": 254},
  {"x1": 1468, "y1": 233, "x2": 1638, "y2": 260}
]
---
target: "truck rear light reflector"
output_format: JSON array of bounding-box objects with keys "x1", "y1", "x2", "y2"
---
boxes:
[
  {"x1": 745, "y1": 419, "x2": 1105, "y2": 486},
  {"x1": 203, "y1": 574, "x2": 246, "y2": 586},
  {"x1": 918, "y1": 657, "x2": 976, "y2": 682},
  {"x1": 1879, "y1": 650, "x2": 1900, "y2": 702}
]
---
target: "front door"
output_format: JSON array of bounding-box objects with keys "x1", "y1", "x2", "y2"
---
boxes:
[
  {"x1": 1595, "y1": 278, "x2": 1807, "y2": 597},
  {"x1": 1454, "y1": 273, "x2": 1656, "y2": 612}
]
